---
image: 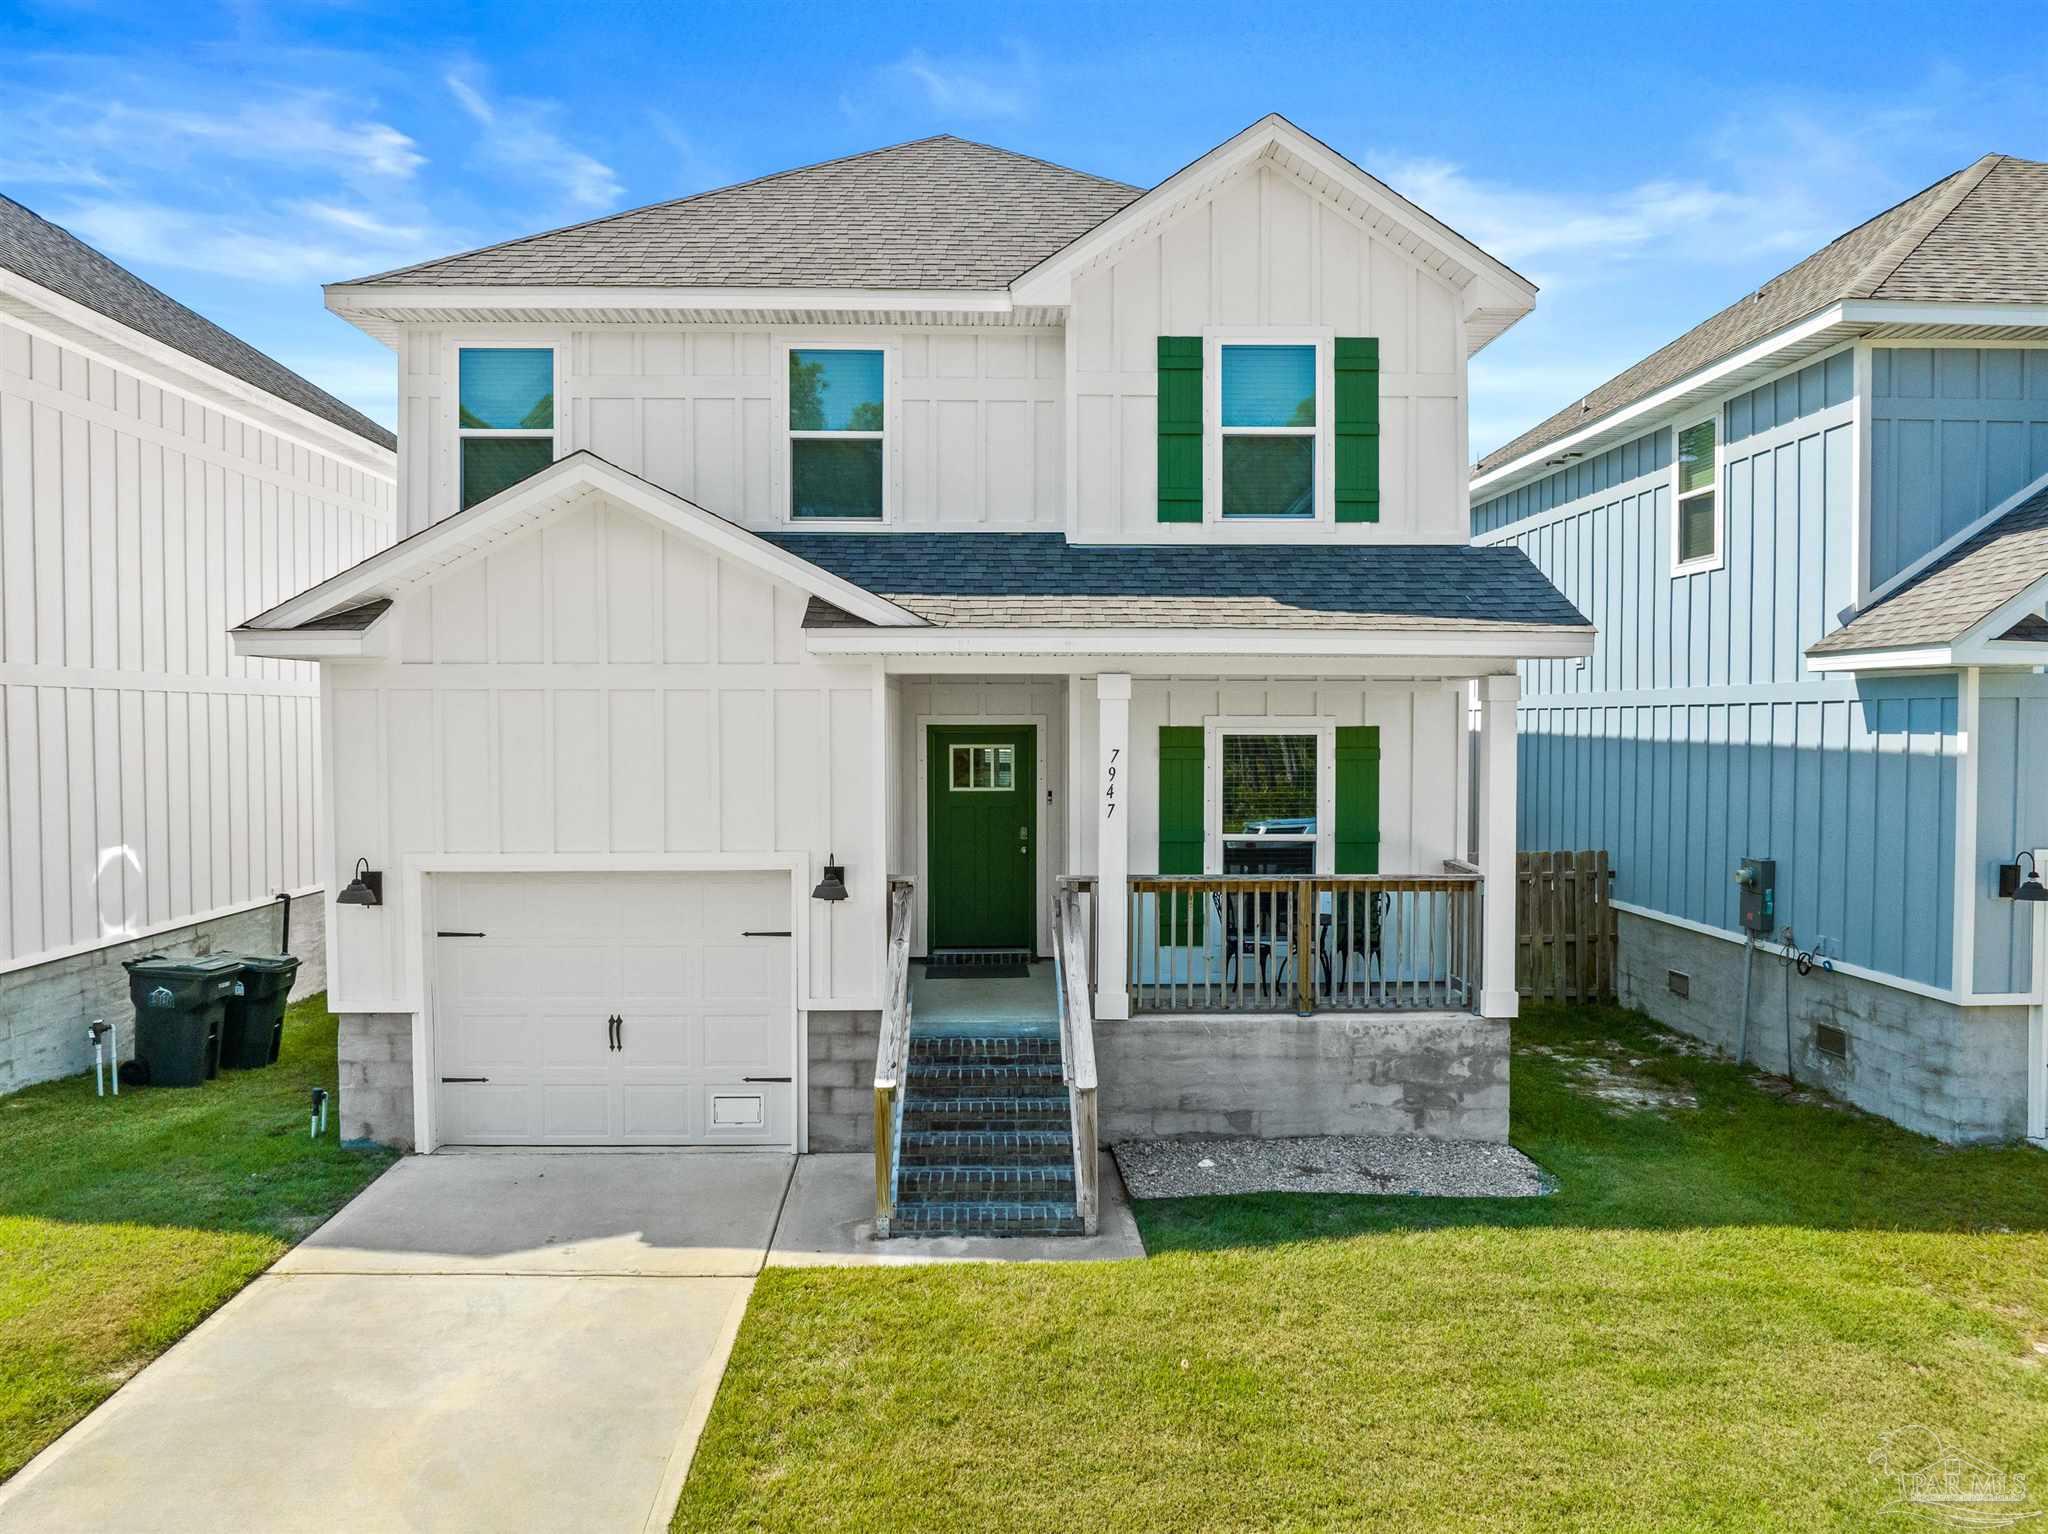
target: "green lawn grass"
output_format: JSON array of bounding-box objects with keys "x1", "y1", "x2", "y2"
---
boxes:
[
  {"x1": 676, "y1": 1004, "x2": 2048, "y2": 1533},
  {"x1": 0, "y1": 994, "x2": 394, "y2": 1481}
]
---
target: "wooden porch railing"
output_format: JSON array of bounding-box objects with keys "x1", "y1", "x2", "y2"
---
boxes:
[
  {"x1": 1050, "y1": 882, "x2": 1100, "y2": 1235},
  {"x1": 871, "y1": 877, "x2": 916, "y2": 1231},
  {"x1": 1122, "y1": 869, "x2": 1483, "y2": 1015}
]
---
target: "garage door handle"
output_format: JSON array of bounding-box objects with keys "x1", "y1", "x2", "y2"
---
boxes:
[
  {"x1": 440, "y1": 1076, "x2": 488, "y2": 1084},
  {"x1": 742, "y1": 930, "x2": 791, "y2": 937},
  {"x1": 607, "y1": 1014, "x2": 621, "y2": 1052},
  {"x1": 742, "y1": 1076, "x2": 791, "y2": 1083}
]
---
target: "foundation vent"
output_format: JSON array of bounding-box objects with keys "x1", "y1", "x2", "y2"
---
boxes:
[
  {"x1": 1815, "y1": 1023, "x2": 1848, "y2": 1060},
  {"x1": 1667, "y1": 969, "x2": 1690, "y2": 999}
]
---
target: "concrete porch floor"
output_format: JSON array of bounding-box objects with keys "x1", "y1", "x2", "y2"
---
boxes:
[{"x1": 910, "y1": 958, "x2": 1059, "y2": 1037}]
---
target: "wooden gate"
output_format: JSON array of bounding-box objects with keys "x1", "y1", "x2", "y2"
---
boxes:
[{"x1": 1517, "y1": 850, "x2": 1617, "y2": 1004}]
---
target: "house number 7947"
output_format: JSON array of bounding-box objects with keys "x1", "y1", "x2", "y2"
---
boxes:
[{"x1": 1104, "y1": 747, "x2": 1119, "y2": 817}]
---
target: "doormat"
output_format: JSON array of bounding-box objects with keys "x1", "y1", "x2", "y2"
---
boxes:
[{"x1": 925, "y1": 949, "x2": 1033, "y2": 980}]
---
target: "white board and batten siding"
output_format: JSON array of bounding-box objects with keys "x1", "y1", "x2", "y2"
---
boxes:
[
  {"x1": 394, "y1": 326, "x2": 1065, "y2": 540},
  {"x1": 1068, "y1": 676, "x2": 1469, "y2": 878},
  {"x1": 327, "y1": 496, "x2": 881, "y2": 1014},
  {"x1": 1067, "y1": 161, "x2": 1469, "y2": 544},
  {"x1": 0, "y1": 315, "x2": 395, "y2": 972}
]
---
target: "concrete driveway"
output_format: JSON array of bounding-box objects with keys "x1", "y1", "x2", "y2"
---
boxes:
[{"x1": 0, "y1": 1151, "x2": 794, "y2": 1534}]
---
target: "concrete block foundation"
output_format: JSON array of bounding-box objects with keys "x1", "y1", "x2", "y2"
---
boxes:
[
  {"x1": 338, "y1": 1012, "x2": 415, "y2": 1149},
  {"x1": 807, "y1": 1009, "x2": 881, "y2": 1152},
  {"x1": 1095, "y1": 1011, "x2": 1511, "y2": 1143},
  {"x1": 1615, "y1": 908, "x2": 2030, "y2": 1144},
  {"x1": 1, "y1": 895, "x2": 325, "y2": 1095}
]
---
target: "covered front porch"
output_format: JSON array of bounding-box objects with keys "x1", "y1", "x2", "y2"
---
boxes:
[{"x1": 880, "y1": 663, "x2": 1524, "y2": 1024}]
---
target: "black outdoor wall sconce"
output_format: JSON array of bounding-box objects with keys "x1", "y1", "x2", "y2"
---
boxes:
[
  {"x1": 1997, "y1": 850, "x2": 2047, "y2": 902},
  {"x1": 811, "y1": 855, "x2": 848, "y2": 902},
  {"x1": 336, "y1": 857, "x2": 385, "y2": 907}
]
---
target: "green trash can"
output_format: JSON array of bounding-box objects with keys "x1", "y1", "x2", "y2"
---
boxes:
[
  {"x1": 220, "y1": 954, "x2": 301, "y2": 1069},
  {"x1": 123, "y1": 954, "x2": 240, "y2": 1086}
]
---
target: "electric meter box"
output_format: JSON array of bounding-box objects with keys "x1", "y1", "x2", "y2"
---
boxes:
[{"x1": 1735, "y1": 857, "x2": 1776, "y2": 935}]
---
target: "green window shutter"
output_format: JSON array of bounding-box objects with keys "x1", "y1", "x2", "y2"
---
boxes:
[
  {"x1": 1157, "y1": 337, "x2": 1203, "y2": 523},
  {"x1": 1158, "y1": 725, "x2": 1206, "y2": 942},
  {"x1": 1334, "y1": 337, "x2": 1381, "y2": 524},
  {"x1": 1335, "y1": 725, "x2": 1381, "y2": 873}
]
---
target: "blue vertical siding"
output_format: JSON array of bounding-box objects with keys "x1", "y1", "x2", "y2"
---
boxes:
[
  {"x1": 1974, "y1": 673, "x2": 2048, "y2": 992},
  {"x1": 1479, "y1": 348, "x2": 1961, "y2": 989},
  {"x1": 1870, "y1": 346, "x2": 2048, "y2": 585}
]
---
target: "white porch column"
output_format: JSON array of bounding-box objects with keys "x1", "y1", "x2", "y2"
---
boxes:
[
  {"x1": 1095, "y1": 672, "x2": 1132, "y2": 1020},
  {"x1": 1478, "y1": 672, "x2": 1520, "y2": 1019}
]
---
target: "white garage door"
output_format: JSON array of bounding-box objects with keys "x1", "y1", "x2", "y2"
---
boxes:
[{"x1": 431, "y1": 872, "x2": 795, "y2": 1147}]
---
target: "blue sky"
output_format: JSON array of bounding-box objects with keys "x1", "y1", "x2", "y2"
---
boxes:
[{"x1": 3, "y1": 0, "x2": 2044, "y2": 456}]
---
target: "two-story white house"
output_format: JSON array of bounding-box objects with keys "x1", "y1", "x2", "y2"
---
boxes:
[{"x1": 232, "y1": 116, "x2": 1589, "y2": 1235}]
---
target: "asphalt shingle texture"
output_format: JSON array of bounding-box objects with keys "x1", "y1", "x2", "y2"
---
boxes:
[
  {"x1": 348, "y1": 136, "x2": 1141, "y2": 291},
  {"x1": 1810, "y1": 481, "x2": 2048, "y2": 656},
  {"x1": 0, "y1": 193, "x2": 395, "y2": 450},
  {"x1": 764, "y1": 532, "x2": 1590, "y2": 632},
  {"x1": 1476, "y1": 154, "x2": 2048, "y2": 477}
]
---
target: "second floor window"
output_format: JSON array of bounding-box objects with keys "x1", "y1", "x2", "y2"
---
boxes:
[
  {"x1": 458, "y1": 347, "x2": 554, "y2": 511},
  {"x1": 1221, "y1": 344, "x2": 1317, "y2": 519},
  {"x1": 790, "y1": 348, "x2": 884, "y2": 520},
  {"x1": 1675, "y1": 416, "x2": 1720, "y2": 570}
]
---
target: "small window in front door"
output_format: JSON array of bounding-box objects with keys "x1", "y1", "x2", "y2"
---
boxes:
[{"x1": 949, "y1": 744, "x2": 1016, "y2": 791}]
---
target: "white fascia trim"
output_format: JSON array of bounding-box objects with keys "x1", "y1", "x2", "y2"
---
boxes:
[
  {"x1": 1805, "y1": 645, "x2": 1958, "y2": 674},
  {"x1": 1009, "y1": 114, "x2": 1532, "y2": 311},
  {"x1": 0, "y1": 269, "x2": 397, "y2": 477},
  {"x1": 1612, "y1": 899, "x2": 2027, "y2": 1007},
  {"x1": 239, "y1": 451, "x2": 927, "y2": 634},
  {"x1": 231, "y1": 626, "x2": 384, "y2": 660},
  {"x1": 1860, "y1": 464, "x2": 2048, "y2": 609},
  {"x1": 1836, "y1": 299, "x2": 2048, "y2": 330},
  {"x1": 806, "y1": 625, "x2": 1597, "y2": 660},
  {"x1": 1471, "y1": 303, "x2": 1853, "y2": 498},
  {"x1": 326, "y1": 283, "x2": 1016, "y2": 319},
  {"x1": 1474, "y1": 300, "x2": 2048, "y2": 504}
]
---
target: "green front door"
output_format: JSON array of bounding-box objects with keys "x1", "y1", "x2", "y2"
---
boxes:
[{"x1": 926, "y1": 725, "x2": 1036, "y2": 950}]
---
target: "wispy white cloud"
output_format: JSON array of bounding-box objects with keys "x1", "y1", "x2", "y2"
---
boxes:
[
  {"x1": 4, "y1": 89, "x2": 424, "y2": 188},
  {"x1": 846, "y1": 43, "x2": 1039, "y2": 124},
  {"x1": 445, "y1": 66, "x2": 621, "y2": 209},
  {"x1": 59, "y1": 199, "x2": 443, "y2": 285}
]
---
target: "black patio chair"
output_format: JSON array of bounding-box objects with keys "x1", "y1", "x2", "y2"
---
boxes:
[{"x1": 1215, "y1": 885, "x2": 1298, "y2": 994}]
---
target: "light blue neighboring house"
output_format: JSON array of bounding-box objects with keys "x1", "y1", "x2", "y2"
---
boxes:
[{"x1": 1472, "y1": 154, "x2": 2048, "y2": 1144}]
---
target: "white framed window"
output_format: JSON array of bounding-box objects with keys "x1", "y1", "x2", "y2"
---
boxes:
[
  {"x1": 1203, "y1": 719, "x2": 1336, "y2": 875},
  {"x1": 1206, "y1": 333, "x2": 1331, "y2": 523},
  {"x1": 782, "y1": 342, "x2": 888, "y2": 521},
  {"x1": 1672, "y1": 413, "x2": 1723, "y2": 574},
  {"x1": 457, "y1": 344, "x2": 555, "y2": 511}
]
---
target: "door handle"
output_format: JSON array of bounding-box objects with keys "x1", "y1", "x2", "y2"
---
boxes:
[
  {"x1": 440, "y1": 1076, "x2": 488, "y2": 1084},
  {"x1": 615, "y1": 1015, "x2": 625, "y2": 1052},
  {"x1": 742, "y1": 1076, "x2": 791, "y2": 1083},
  {"x1": 606, "y1": 1014, "x2": 621, "y2": 1052}
]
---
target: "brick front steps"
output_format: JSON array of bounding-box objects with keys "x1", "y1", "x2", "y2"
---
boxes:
[{"x1": 888, "y1": 1032, "x2": 1081, "y2": 1237}]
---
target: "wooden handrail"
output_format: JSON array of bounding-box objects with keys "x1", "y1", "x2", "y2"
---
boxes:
[
  {"x1": 872, "y1": 878, "x2": 916, "y2": 1230},
  {"x1": 1051, "y1": 884, "x2": 1100, "y2": 1236}
]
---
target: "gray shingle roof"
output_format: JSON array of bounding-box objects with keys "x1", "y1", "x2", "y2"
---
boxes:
[
  {"x1": 762, "y1": 533, "x2": 1590, "y2": 632},
  {"x1": 1476, "y1": 153, "x2": 2047, "y2": 477},
  {"x1": 1809, "y1": 481, "x2": 2048, "y2": 656},
  {"x1": 347, "y1": 136, "x2": 1141, "y2": 291},
  {"x1": 0, "y1": 193, "x2": 395, "y2": 450}
]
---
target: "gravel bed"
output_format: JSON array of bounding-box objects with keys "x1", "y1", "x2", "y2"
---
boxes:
[{"x1": 1112, "y1": 1134, "x2": 1552, "y2": 1200}]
